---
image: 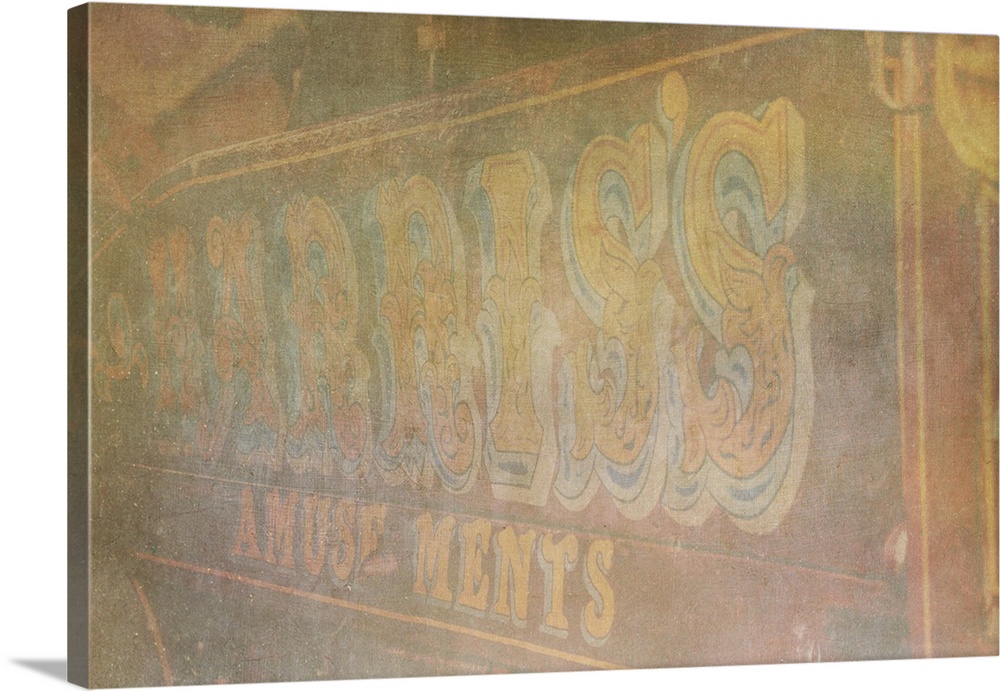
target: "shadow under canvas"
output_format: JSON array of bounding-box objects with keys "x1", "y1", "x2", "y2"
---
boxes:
[{"x1": 12, "y1": 659, "x2": 67, "y2": 682}]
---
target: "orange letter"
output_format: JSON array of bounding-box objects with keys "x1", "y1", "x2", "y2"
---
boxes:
[
  {"x1": 232, "y1": 487, "x2": 263, "y2": 560},
  {"x1": 332, "y1": 500, "x2": 357, "y2": 583},
  {"x1": 359, "y1": 503, "x2": 387, "y2": 566},
  {"x1": 264, "y1": 490, "x2": 298, "y2": 569},
  {"x1": 302, "y1": 494, "x2": 332, "y2": 576}
]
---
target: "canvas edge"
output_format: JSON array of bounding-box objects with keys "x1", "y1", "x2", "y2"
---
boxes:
[{"x1": 68, "y1": 3, "x2": 91, "y2": 688}]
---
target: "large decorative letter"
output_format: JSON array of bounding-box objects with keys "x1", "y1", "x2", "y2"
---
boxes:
[
  {"x1": 467, "y1": 151, "x2": 560, "y2": 505},
  {"x1": 202, "y1": 213, "x2": 281, "y2": 463},
  {"x1": 147, "y1": 230, "x2": 205, "y2": 418},
  {"x1": 557, "y1": 117, "x2": 679, "y2": 520},
  {"x1": 367, "y1": 176, "x2": 481, "y2": 492},
  {"x1": 666, "y1": 96, "x2": 814, "y2": 532},
  {"x1": 283, "y1": 196, "x2": 370, "y2": 477}
]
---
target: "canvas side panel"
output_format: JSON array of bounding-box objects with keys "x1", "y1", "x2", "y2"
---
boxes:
[{"x1": 67, "y1": 3, "x2": 91, "y2": 688}]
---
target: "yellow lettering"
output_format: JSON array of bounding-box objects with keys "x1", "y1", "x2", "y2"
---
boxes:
[
  {"x1": 478, "y1": 153, "x2": 545, "y2": 456},
  {"x1": 469, "y1": 151, "x2": 559, "y2": 507},
  {"x1": 571, "y1": 123, "x2": 667, "y2": 304},
  {"x1": 457, "y1": 518, "x2": 492, "y2": 612},
  {"x1": 373, "y1": 176, "x2": 478, "y2": 491},
  {"x1": 413, "y1": 512, "x2": 456, "y2": 602},
  {"x1": 582, "y1": 539, "x2": 615, "y2": 645},
  {"x1": 492, "y1": 525, "x2": 536, "y2": 625},
  {"x1": 538, "y1": 533, "x2": 578, "y2": 635},
  {"x1": 557, "y1": 120, "x2": 673, "y2": 519},
  {"x1": 676, "y1": 98, "x2": 805, "y2": 479}
]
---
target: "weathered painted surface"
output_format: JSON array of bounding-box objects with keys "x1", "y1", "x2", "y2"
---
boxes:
[{"x1": 71, "y1": 5, "x2": 998, "y2": 687}]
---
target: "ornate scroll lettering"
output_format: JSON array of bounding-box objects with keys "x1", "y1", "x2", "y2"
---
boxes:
[
  {"x1": 667, "y1": 97, "x2": 814, "y2": 532},
  {"x1": 467, "y1": 151, "x2": 560, "y2": 505},
  {"x1": 93, "y1": 292, "x2": 149, "y2": 401},
  {"x1": 283, "y1": 196, "x2": 370, "y2": 476},
  {"x1": 201, "y1": 213, "x2": 282, "y2": 462},
  {"x1": 557, "y1": 111, "x2": 679, "y2": 519},
  {"x1": 367, "y1": 176, "x2": 481, "y2": 492},
  {"x1": 147, "y1": 231, "x2": 205, "y2": 417}
]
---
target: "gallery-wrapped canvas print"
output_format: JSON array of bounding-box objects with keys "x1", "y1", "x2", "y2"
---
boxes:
[{"x1": 68, "y1": 3, "x2": 998, "y2": 688}]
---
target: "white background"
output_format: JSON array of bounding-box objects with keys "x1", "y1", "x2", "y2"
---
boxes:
[{"x1": 2, "y1": 1, "x2": 997, "y2": 690}]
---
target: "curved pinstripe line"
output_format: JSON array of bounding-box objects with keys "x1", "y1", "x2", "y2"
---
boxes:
[
  {"x1": 135, "y1": 551, "x2": 622, "y2": 671},
  {"x1": 91, "y1": 27, "x2": 812, "y2": 265}
]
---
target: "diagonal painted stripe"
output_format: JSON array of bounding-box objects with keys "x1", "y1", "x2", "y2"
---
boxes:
[
  {"x1": 134, "y1": 551, "x2": 623, "y2": 672},
  {"x1": 131, "y1": 577, "x2": 175, "y2": 686}
]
